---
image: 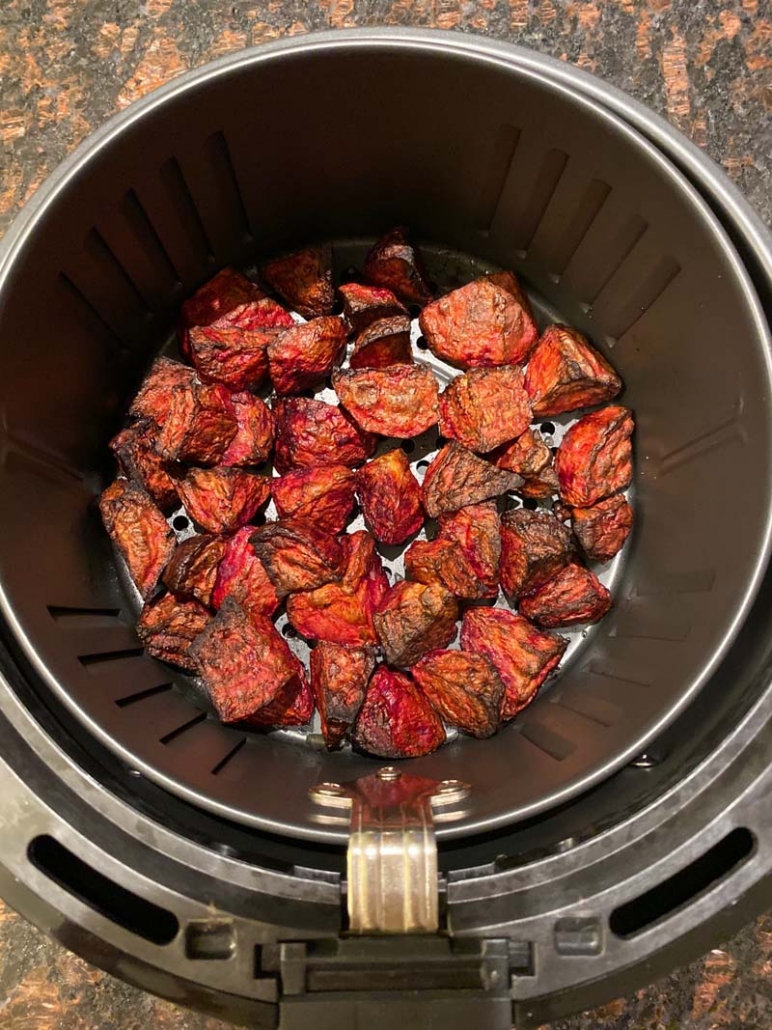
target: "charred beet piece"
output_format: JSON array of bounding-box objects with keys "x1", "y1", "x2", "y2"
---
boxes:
[
  {"x1": 500, "y1": 509, "x2": 576, "y2": 601},
  {"x1": 110, "y1": 420, "x2": 178, "y2": 512},
  {"x1": 249, "y1": 670, "x2": 314, "y2": 728},
  {"x1": 373, "y1": 581, "x2": 458, "y2": 667},
  {"x1": 261, "y1": 244, "x2": 334, "y2": 318},
  {"x1": 136, "y1": 593, "x2": 210, "y2": 672},
  {"x1": 339, "y1": 282, "x2": 408, "y2": 334},
  {"x1": 286, "y1": 531, "x2": 389, "y2": 646},
  {"x1": 273, "y1": 396, "x2": 377, "y2": 474},
  {"x1": 519, "y1": 563, "x2": 612, "y2": 627},
  {"x1": 162, "y1": 534, "x2": 227, "y2": 607},
  {"x1": 185, "y1": 325, "x2": 281, "y2": 392},
  {"x1": 310, "y1": 642, "x2": 376, "y2": 750},
  {"x1": 555, "y1": 405, "x2": 634, "y2": 507},
  {"x1": 352, "y1": 666, "x2": 445, "y2": 758},
  {"x1": 357, "y1": 449, "x2": 423, "y2": 546},
  {"x1": 268, "y1": 316, "x2": 347, "y2": 395},
  {"x1": 363, "y1": 227, "x2": 433, "y2": 307},
  {"x1": 525, "y1": 324, "x2": 622, "y2": 417},
  {"x1": 211, "y1": 527, "x2": 280, "y2": 618},
  {"x1": 175, "y1": 467, "x2": 270, "y2": 533},
  {"x1": 418, "y1": 271, "x2": 538, "y2": 369},
  {"x1": 439, "y1": 501, "x2": 501, "y2": 596},
  {"x1": 494, "y1": 428, "x2": 552, "y2": 477},
  {"x1": 99, "y1": 479, "x2": 175, "y2": 600},
  {"x1": 350, "y1": 316, "x2": 413, "y2": 370},
  {"x1": 250, "y1": 518, "x2": 345, "y2": 595},
  {"x1": 129, "y1": 358, "x2": 196, "y2": 425},
  {"x1": 333, "y1": 364, "x2": 439, "y2": 439},
  {"x1": 572, "y1": 494, "x2": 633, "y2": 563},
  {"x1": 273, "y1": 464, "x2": 357, "y2": 534},
  {"x1": 412, "y1": 650, "x2": 505, "y2": 738},
  {"x1": 180, "y1": 267, "x2": 290, "y2": 331},
  {"x1": 221, "y1": 392, "x2": 274, "y2": 467},
  {"x1": 421, "y1": 441, "x2": 522, "y2": 517},
  {"x1": 155, "y1": 381, "x2": 237, "y2": 466},
  {"x1": 520, "y1": 465, "x2": 560, "y2": 499},
  {"x1": 461, "y1": 608, "x2": 568, "y2": 720},
  {"x1": 404, "y1": 539, "x2": 481, "y2": 599},
  {"x1": 439, "y1": 366, "x2": 532, "y2": 453},
  {"x1": 190, "y1": 599, "x2": 309, "y2": 725}
]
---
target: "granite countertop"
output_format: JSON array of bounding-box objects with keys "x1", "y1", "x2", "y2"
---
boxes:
[{"x1": 1, "y1": 1, "x2": 771, "y2": 1028}]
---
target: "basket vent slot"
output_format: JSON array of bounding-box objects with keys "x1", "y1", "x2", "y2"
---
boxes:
[
  {"x1": 78, "y1": 647, "x2": 145, "y2": 668},
  {"x1": 115, "y1": 683, "x2": 173, "y2": 708},
  {"x1": 515, "y1": 147, "x2": 569, "y2": 252},
  {"x1": 549, "y1": 178, "x2": 611, "y2": 276},
  {"x1": 160, "y1": 157, "x2": 215, "y2": 261},
  {"x1": 475, "y1": 124, "x2": 521, "y2": 231},
  {"x1": 121, "y1": 188, "x2": 183, "y2": 285}
]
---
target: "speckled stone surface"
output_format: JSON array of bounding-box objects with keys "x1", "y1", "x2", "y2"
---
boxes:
[{"x1": 1, "y1": 2, "x2": 771, "y2": 1028}]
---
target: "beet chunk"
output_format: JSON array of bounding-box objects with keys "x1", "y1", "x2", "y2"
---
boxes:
[
  {"x1": 439, "y1": 366, "x2": 532, "y2": 452},
  {"x1": 154, "y1": 380, "x2": 237, "y2": 466},
  {"x1": 310, "y1": 642, "x2": 376, "y2": 750},
  {"x1": 268, "y1": 316, "x2": 346, "y2": 395},
  {"x1": 494, "y1": 428, "x2": 552, "y2": 477},
  {"x1": 273, "y1": 396, "x2": 377, "y2": 473},
  {"x1": 499, "y1": 509, "x2": 576, "y2": 601},
  {"x1": 352, "y1": 666, "x2": 445, "y2": 758},
  {"x1": 180, "y1": 267, "x2": 289, "y2": 331},
  {"x1": 373, "y1": 581, "x2": 458, "y2": 667},
  {"x1": 421, "y1": 441, "x2": 522, "y2": 517},
  {"x1": 524, "y1": 324, "x2": 622, "y2": 417},
  {"x1": 221, "y1": 392, "x2": 274, "y2": 467},
  {"x1": 555, "y1": 405, "x2": 634, "y2": 507},
  {"x1": 333, "y1": 364, "x2": 439, "y2": 438},
  {"x1": 211, "y1": 527, "x2": 280, "y2": 618},
  {"x1": 272, "y1": 464, "x2": 357, "y2": 534},
  {"x1": 99, "y1": 479, "x2": 175, "y2": 600},
  {"x1": 350, "y1": 315, "x2": 413, "y2": 369},
  {"x1": 461, "y1": 608, "x2": 567, "y2": 720},
  {"x1": 162, "y1": 534, "x2": 227, "y2": 607},
  {"x1": 357, "y1": 449, "x2": 423, "y2": 546},
  {"x1": 519, "y1": 563, "x2": 612, "y2": 627},
  {"x1": 439, "y1": 501, "x2": 501, "y2": 594},
  {"x1": 110, "y1": 420, "x2": 178, "y2": 512},
  {"x1": 572, "y1": 494, "x2": 633, "y2": 563},
  {"x1": 129, "y1": 357, "x2": 196, "y2": 425},
  {"x1": 412, "y1": 650, "x2": 505, "y2": 738},
  {"x1": 250, "y1": 518, "x2": 345, "y2": 595},
  {"x1": 363, "y1": 227, "x2": 433, "y2": 307},
  {"x1": 136, "y1": 593, "x2": 210, "y2": 672},
  {"x1": 339, "y1": 282, "x2": 408, "y2": 334},
  {"x1": 262, "y1": 244, "x2": 334, "y2": 318},
  {"x1": 186, "y1": 324, "x2": 280, "y2": 392},
  {"x1": 175, "y1": 467, "x2": 270, "y2": 533}
]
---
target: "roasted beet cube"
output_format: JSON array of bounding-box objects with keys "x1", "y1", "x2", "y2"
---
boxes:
[
  {"x1": 500, "y1": 509, "x2": 576, "y2": 601},
  {"x1": 110, "y1": 420, "x2": 178, "y2": 512},
  {"x1": 136, "y1": 593, "x2": 210, "y2": 672},
  {"x1": 520, "y1": 465, "x2": 560, "y2": 499},
  {"x1": 421, "y1": 441, "x2": 522, "y2": 517},
  {"x1": 524, "y1": 324, "x2": 622, "y2": 417},
  {"x1": 155, "y1": 380, "x2": 237, "y2": 466},
  {"x1": 333, "y1": 364, "x2": 439, "y2": 438},
  {"x1": 248, "y1": 670, "x2": 314, "y2": 728},
  {"x1": 555, "y1": 405, "x2": 634, "y2": 507},
  {"x1": 404, "y1": 538, "x2": 480, "y2": 599},
  {"x1": 373, "y1": 581, "x2": 458, "y2": 667},
  {"x1": 250, "y1": 518, "x2": 345, "y2": 595},
  {"x1": 211, "y1": 527, "x2": 280, "y2": 618},
  {"x1": 175, "y1": 467, "x2": 270, "y2": 533},
  {"x1": 129, "y1": 357, "x2": 196, "y2": 425},
  {"x1": 519, "y1": 563, "x2": 612, "y2": 627},
  {"x1": 572, "y1": 494, "x2": 633, "y2": 563},
  {"x1": 273, "y1": 397, "x2": 377, "y2": 474},
  {"x1": 181, "y1": 268, "x2": 280, "y2": 329},
  {"x1": 162, "y1": 534, "x2": 227, "y2": 607},
  {"x1": 357, "y1": 449, "x2": 424, "y2": 546},
  {"x1": 350, "y1": 315, "x2": 413, "y2": 370},
  {"x1": 261, "y1": 244, "x2": 334, "y2": 318},
  {"x1": 494, "y1": 428, "x2": 552, "y2": 477},
  {"x1": 461, "y1": 608, "x2": 567, "y2": 720},
  {"x1": 363, "y1": 227, "x2": 433, "y2": 307},
  {"x1": 99, "y1": 479, "x2": 175, "y2": 600},
  {"x1": 418, "y1": 271, "x2": 538, "y2": 369},
  {"x1": 273, "y1": 464, "x2": 357, "y2": 534},
  {"x1": 339, "y1": 282, "x2": 408, "y2": 334},
  {"x1": 186, "y1": 324, "x2": 280, "y2": 392},
  {"x1": 439, "y1": 366, "x2": 532, "y2": 453},
  {"x1": 438, "y1": 501, "x2": 501, "y2": 596},
  {"x1": 286, "y1": 531, "x2": 389, "y2": 646},
  {"x1": 352, "y1": 666, "x2": 445, "y2": 758},
  {"x1": 190, "y1": 600, "x2": 307, "y2": 724},
  {"x1": 412, "y1": 650, "x2": 505, "y2": 738},
  {"x1": 310, "y1": 642, "x2": 376, "y2": 749},
  {"x1": 221, "y1": 391, "x2": 275, "y2": 467},
  {"x1": 268, "y1": 316, "x2": 347, "y2": 395}
]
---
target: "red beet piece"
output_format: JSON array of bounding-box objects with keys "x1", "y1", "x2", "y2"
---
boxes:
[
  {"x1": 180, "y1": 267, "x2": 289, "y2": 330},
  {"x1": 520, "y1": 465, "x2": 560, "y2": 499},
  {"x1": 250, "y1": 518, "x2": 345, "y2": 595},
  {"x1": 110, "y1": 420, "x2": 178, "y2": 512},
  {"x1": 357, "y1": 449, "x2": 424, "y2": 545},
  {"x1": 249, "y1": 671, "x2": 314, "y2": 728},
  {"x1": 99, "y1": 479, "x2": 175, "y2": 600},
  {"x1": 418, "y1": 271, "x2": 538, "y2": 369},
  {"x1": 221, "y1": 392, "x2": 274, "y2": 467},
  {"x1": 190, "y1": 600, "x2": 308, "y2": 725},
  {"x1": 412, "y1": 650, "x2": 505, "y2": 738},
  {"x1": 310, "y1": 642, "x2": 377, "y2": 750},
  {"x1": 524, "y1": 324, "x2": 622, "y2": 417},
  {"x1": 175, "y1": 467, "x2": 270, "y2": 533},
  {"x1": 154, "y1": 380, "x2": 237, "y2": 466},
  {"x1": 273, "y1": 464, "x2": 357, "y2": 534},
  {"x1": 351, "y1": 666, "x2": 445, "y2": 758},
  {"x1": 519, "y1": 563, "x2": 612, "y2": 627},
  {"x1": 211, "y1": 527, "x2": 280, "y2": 618},
  {"x1": 350, "y1": 316, "x2": 413, "y2": 369},
  {"x1": 421, "y1": 441, "x2": 522, "y2": 517},
  {"x1": 136, "y1": 593, "x2": 210, "y2": 672},
  {"x1": 373, "y1": 581, "x2": 459, "y2": 667},
  {"x1": 185, "y1": 324, "x2": 281, "y2": 392},
  {"x1": 333, "y1": 364, "x2": 439, "y2": 438},
  {"x1": 338, "y1": 282, "x2": 407, "y2": 334},
  {"x1": 438, "y1": 501, "x2": 501, "y2": 596},
  {"x1": 268, "y1": 316, "x2": 347, "y2": 395},
  {"x1": 273, "y1": 396, "x2": 377, "y2": 474},
  {"x1": 128, "y1": 357, "x2": 196, "y2": 425},
  {"x1": 461, "y1": 608, "x2": 568, "y2": 720},
  {"x1": 363, "y1": 227, "x2": 433, "y2": 307},
  {"x1": 494, "y1": 428, "x2": 552, "y2": 476},
  {"x1": 439, "y1": 367, "x2": 532, "y2": 452},
  {"x1": 261, "y1": 244, "x2": 334, "y2": 318},
  {"x1": 555, "y1": 405, "x2": 634, "y2": 507},
  {"x1": 572, "y1": 494, "x2": 633, "y2": 563},
  {"x1": 404, "y1": 538, "x2": 478, "y2": 599},
  {"x1": 162, "y1": 534, "x2": 227, "y2": 607},
  {"x1": 499, "y1": 509, "x2": 576, "y2": 601}
]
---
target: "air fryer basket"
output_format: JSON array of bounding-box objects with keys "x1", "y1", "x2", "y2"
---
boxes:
[{"x1": 3, "y1": 30, "x2": 772, "y2": 1029}]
